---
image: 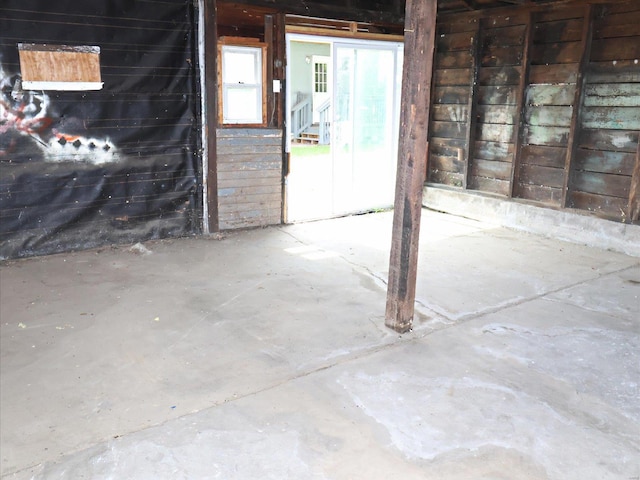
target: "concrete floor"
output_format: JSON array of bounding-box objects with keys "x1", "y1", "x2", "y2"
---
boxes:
[{"x1": 1, "y1": 210, "x2": 638, "y2": 479}]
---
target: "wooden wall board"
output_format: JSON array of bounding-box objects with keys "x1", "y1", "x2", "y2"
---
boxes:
[
  {"x1": 517, "y1": 184, "x2": 563, "y2": 204},
  {"x1": 529, "y1": 64, "x2": 578, "y2": 84},
  {"x1": 437, "y1": 31, "x2": 476, "y2": 51},
  {"x1": 526, "y1": 84, "x2": 576, "y2": 106},
  {"x1": 433, "y1": 105, "x2": 470, "y2": 122},
  {"x1": 577, "y1": 129, "x2": 639, "y2": 153},
  {"x1": 436, "y1": 50, "x2": 474, "y2": 68},
  {"x1": 429, "y1": 1, "x2": 640, "y2": 222},
  {"x1": 574, "y1": 149, "x2": 636, "y2": 175},
  {"x1": 429, "y1": 170, "x2": 465, "y2": 186},
  {"x1": 518, "y1": 164, "x2": 565, "y2": 188},
  {"x1": 478, "y1": 85, "x2": 518, "y2": 104},
  {"x1": 474, "y1": 140, "x2": 515, "y2": 161},
  {"x1": 582, "y1": 107, "x2": 640, "y2": 130},
  {"x1": 468, "y1": 175, "x2": 510, "y2": 195},
  {"x1": 568, "y1": 190, "x2": 629, "y2": 217},
  {"x1": 216, "y1": 128, "x2": 282, "y2": 230},
  {"x1": 533, "y1": 18, "x2": 583, "y2": 43},
  {"x1": 629, "y1": 141, "x2": 640, "y2": 221},
  {"x1": 477, "y1": 104, "x2": 516, "y2": 124},
  {"x1": 470, "y1": 158, "x2": 512, "y2": 180},
  {"x1": 481, "y1": 45, "x2": 523, "y2": 67},
  {"x1": 478, "y1": 66, "x2": 521, "y2": 85},
  {"x1": 524, "y1": 125, "x2": 570, "y2": 147},
  {"x1": 531, "y1": 41, "x2": 583, "y2": 64},
  {"x1": 525, "y1": 106, "x2": 573, "y2": 127},
  {"x1": 482, "y1": 24, "x2": 527, "y2": 47},
  {"x1": 583, "y1": 83, "x2": 640, "y2": 107},
  {"x1": 520, "y1": 145, "x2": 568, "y2": 168},
  {"x1": 572, "y1": 171, "x2": 631, "y2": 198},
  {"x1": 434, "y1": 68, "x2": 474, "y2": 86},
  {"x1": 434, "y1": 86, "x2": 470, "y2": 104},
  {"x1": 477, "y1": 124, "x2": 514, "y2": 143}
]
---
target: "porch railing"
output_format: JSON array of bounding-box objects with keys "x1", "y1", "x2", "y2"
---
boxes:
[
  {"x1": 291, "y1": 93, "x2": 312, "y2": 140},
  {"x1": 317, "y1": 98, "x2": 331, "y2": 145}
]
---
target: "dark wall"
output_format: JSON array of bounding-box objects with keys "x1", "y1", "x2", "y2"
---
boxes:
[
  {"x1": 428, "y1": 0, "x2": 640, "y2": 224},
  {"x1": 0, "y1": 0, "x2": 201, "y2": 258}
]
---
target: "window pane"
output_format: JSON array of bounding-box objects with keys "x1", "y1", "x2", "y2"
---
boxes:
[
  {"x1": 222, "y1": 47, "x2": 260, "y2": 84},
  {"x1": 224, "y1": 87, "x2": 260, "y2": 123}
]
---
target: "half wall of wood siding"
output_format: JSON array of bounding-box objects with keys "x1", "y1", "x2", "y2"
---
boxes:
[
  {"x1": 428, "y1": 1, "x2": 640, "y2": 224},
  {"x1": 216, "y1": 128, "x2": 282, "y2": 229}
]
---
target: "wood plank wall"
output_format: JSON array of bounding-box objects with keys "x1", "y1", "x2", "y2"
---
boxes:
[
  {"x1": 428, "y1": 0, "x2": 640, "y2": 224},
  {"x1": 216, "y1": 128, "x2": 282, "y2": 229}
]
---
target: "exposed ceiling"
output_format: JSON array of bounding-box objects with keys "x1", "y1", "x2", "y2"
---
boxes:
[
  {"x1": 217, "y1": 0, "x2": 574, "y2": 33},
  {"x1": 438, "y1": 0, "x2": 558, "y2": 13}
]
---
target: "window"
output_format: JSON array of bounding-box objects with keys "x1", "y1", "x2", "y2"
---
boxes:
[
  {"x1": 18, "y1": 43, "x2": 103, "y2": 91},
  {"x1": 314, "y1": 62, "x2": 328, "y2": 94},
  {"x1": 218, "y1": 38, "x2": 267, "y2": 125}
]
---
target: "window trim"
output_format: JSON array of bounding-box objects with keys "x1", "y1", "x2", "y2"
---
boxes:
[{"x1": 217, "y1": 37, "x2": 268, "y2": 127}]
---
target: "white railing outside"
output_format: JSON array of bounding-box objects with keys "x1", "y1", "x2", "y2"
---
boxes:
[
  {"x1": 291, "y1": 94, "x2": 312, "y2": 140},
  {"x1": 317, "y1": 98, "x2": 331, "y2": 145}
]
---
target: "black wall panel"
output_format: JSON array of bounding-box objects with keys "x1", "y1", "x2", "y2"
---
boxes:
[{"x1": 0, "y1": 0, "x2": 201, "y2": 258}]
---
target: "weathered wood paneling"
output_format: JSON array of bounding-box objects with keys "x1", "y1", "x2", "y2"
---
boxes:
[
  {"x1": 568, "y1": 1, "x2": 640, "y2": 222},
  {"x1": 427, "y1": 15, "x2": 476, "y2": 188},
  {"x1": 514, "y1": 7, "x2": 586, "y2": 206},
  {"x1": 429, "y1": 1, "x2": 640, "y2": 222},
  {"x1": 216, "y1": 128, "x2": 282, "y2": 229}
]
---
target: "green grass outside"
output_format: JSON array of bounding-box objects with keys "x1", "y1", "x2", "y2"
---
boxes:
[{"x1": 291, "y1": 145, "x2": 331, "y2": 157}]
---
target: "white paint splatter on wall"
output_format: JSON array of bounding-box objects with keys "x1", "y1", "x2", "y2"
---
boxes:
[{"x1": 1, "y1": 62, "x2": 119, "y2": 164}]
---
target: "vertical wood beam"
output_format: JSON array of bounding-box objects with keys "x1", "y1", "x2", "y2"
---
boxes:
[
  {"x1": 205, "y1": 0, "x2": 219, "y2": 232},
  {"x1": 385, "y1": 0, "x2": 437, "y2": 333},
  {"x1": 628, "y1": 140, "x2": 640, "y2": 223},
  {"x1": 463, "y1": 19, "x2": 482, "y2": 190},
  {"x1": 562, "y1": 4, "x2": 594, "y2": 208},
  {"x1": 510, "y1": 12, "x2": 534, "y2": 198},
  {"x1": 274, "y1": 13, "x2": 287, "y2": 129},
  {"x1": 265, "y1": 14, "x2": 275, "y2": 128},
  {"x1": 273, "y1": 13, "x2": 288, "y2": 224}
]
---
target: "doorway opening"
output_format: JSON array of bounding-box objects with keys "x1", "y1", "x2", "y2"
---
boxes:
[{"x1": 285, "y1": 34, "x2": 403, "y2": 223}]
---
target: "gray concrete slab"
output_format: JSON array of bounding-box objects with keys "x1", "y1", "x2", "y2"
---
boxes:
[{"x1": 1, "y1": 210, "x2": 638, "y2": 479}]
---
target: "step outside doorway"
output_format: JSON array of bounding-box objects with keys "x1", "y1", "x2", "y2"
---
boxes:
[{"x1": 285, "y1": 34, "x2": 403, "y2": 223}]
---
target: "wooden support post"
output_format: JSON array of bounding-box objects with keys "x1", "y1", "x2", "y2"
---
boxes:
[
  {"x1": 562, "y1": 4, "x2": 594, "y2": 208},
  {"x1": 463, "y1": 20, "x2": 481, "y2": 190},
  {"x1": 204, "y1": 0, "x2": 219, "y2": 233},
  {"x1": 265, "y1": 15, "x2": 275, "y2": 127},
  {"x1": 509, "y1": 11, "x2": 534, "y2": 198},
  {"x1": 385, "y1": 0, "x2": 437, "y2": 333}
]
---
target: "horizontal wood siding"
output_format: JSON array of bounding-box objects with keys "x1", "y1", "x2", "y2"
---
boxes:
[
  {"x1": 427, "y1": 16, "x2": 478, "y2": 188},
  {"x1": 217, "y1": 128, "x2": 282, "y2": 229},
  {"x1": 429, "y1": 1, "x2": 640, "y2": 224},
  {"x1": 514, "y1": 9, "x2": 584, "y2": 205},
  {"x1": 568, "y1": 2, "x2": 640, "y2": 221},
  {"x1": 468, "y1": 14, "x2": 528, "y2": 196}
]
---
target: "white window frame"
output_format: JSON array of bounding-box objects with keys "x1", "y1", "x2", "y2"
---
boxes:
[{"x1": 218, "y1": 38, "x2": 267, "y2": 126}]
